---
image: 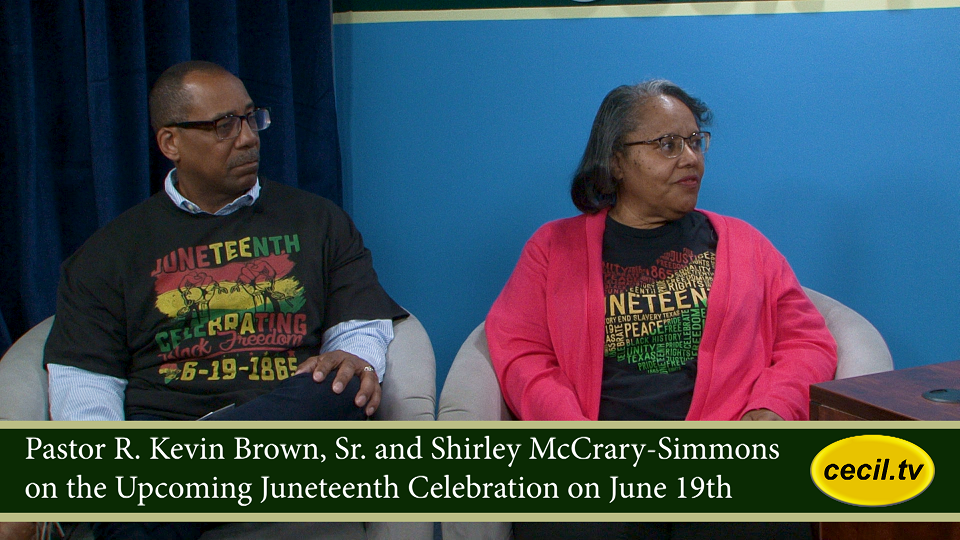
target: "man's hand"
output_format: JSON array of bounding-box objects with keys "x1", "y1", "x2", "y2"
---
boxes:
[
  {"x1": 740, "y1": 408, "x2": 784, "y2": 421},
  {"x1": 295, "y1": 351, "x2": 381, "y2": 416}
]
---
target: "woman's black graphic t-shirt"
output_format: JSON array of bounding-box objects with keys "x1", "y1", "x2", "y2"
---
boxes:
[{"x1": 599, "y1": 211, "x2": 717, "y2": 420}]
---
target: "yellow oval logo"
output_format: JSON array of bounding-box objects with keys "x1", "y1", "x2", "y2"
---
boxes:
[{"x1": 811, "y1": 435, "x2": 934, "y2": 507}]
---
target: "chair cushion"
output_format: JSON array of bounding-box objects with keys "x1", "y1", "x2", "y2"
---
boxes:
[{"x1": 0, "y1": 316, "x2": 54, "y2": 420}]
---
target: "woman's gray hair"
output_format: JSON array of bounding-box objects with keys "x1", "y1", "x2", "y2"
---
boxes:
[{"x1": 570, "y1": 80, "x2": 712, "y2": 214}]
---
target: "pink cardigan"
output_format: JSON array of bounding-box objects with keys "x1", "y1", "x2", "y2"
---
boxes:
[{"x1": 485, "y1": 209, "x2": 837, "y2": 421}]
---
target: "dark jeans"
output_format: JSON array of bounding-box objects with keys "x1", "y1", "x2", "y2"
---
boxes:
[
  {"x1": 514, "y1": 522, "x2": 812, "y2": 540},
  {"x1": 97, "y1": 373, "x2": 365, "y2": 540},
  {"x1": 127, "y1": 373, "x2": 366, "y2": 422},
  {"x1": 92, "y1": 522, "x2": 209, "y2": 540},
  {"x1": 514, "y1": 522, "x2": 670, "y2": 540},
  {"x1": 197, "y1": 372, "x2": 366, "y2": 421}
]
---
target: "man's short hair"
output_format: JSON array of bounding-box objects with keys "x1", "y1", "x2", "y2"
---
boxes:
[{"x1": 148, "y1": 60, "x2": 233, "y2": 133}]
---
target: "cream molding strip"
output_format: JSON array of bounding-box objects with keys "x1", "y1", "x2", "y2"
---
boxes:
[{"x1": 333, "y1": 0, "x2": 960, "y2": 24}]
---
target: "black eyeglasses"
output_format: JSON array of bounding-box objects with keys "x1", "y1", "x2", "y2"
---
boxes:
[
  {"x1": 623, "y1": 131, "x2": 710, "y2": 159},
  {"x1": 168, "y1": 108, "x2": 271, "y2": 141}
]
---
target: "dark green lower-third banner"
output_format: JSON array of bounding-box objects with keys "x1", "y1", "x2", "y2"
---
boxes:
[{"x1": 2, "y1": 421, "x2": 957, "y2": 520}]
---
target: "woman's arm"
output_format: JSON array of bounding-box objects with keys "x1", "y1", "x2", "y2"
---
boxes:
[
  {"x1": 486, "y1": 235, "x2": 590, "y2": 421},
  {"x1": 742, "y1": 258, "x2": 838, "y2": 421}
]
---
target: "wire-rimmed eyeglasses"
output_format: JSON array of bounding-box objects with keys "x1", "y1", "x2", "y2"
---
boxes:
[
  {"x1": 622, "y1": 131, "x2": 710, "y2": 159},
  {"x1": 167, "y1": 107, "x2": 271, "y2": 141}
]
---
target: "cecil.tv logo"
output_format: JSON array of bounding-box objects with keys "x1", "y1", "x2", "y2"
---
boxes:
[{"x1": 810, "y1": 435, "x2": 934, "y2": 507}]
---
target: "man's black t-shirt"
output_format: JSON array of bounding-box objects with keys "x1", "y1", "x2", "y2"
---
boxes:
[{"x1": 44, "y1": 180, "x2": 406, "y2": 420}]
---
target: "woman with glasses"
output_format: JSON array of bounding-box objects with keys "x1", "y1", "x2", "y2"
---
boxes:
[{"x1": 486, "y1": 80, "x2": 837, "y2": 428}]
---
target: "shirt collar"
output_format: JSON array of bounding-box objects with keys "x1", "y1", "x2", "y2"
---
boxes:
[{"x1": 163, "y1": 169, "x2": 260, "y2": 216}]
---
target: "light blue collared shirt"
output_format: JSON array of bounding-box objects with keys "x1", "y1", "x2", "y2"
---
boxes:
[{"x1": 163, "y1": 169, "x2": 261, "y2": 215}]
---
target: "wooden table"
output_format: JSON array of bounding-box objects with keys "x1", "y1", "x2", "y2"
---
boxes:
[
  {"x1": 810, "y1": 359, "x2": 960, "y2": 421},
  {"x1": 809, "y1": 360, "x2": 960, "y2": 539}
]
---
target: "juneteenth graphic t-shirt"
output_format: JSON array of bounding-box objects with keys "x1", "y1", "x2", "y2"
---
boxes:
[
  {"x1": 598, "y1": 211, "x2": 717, "y2": 421},
  {"x1": 44, "y1": 180, "x2": 406, "y2": 420}
]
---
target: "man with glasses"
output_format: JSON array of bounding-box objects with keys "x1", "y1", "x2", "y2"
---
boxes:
[{"x1": 44, "y1": 61, "x2": 406, "y2": 427}]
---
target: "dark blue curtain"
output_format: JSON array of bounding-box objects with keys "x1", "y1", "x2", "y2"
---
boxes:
[{"x1": 0, "y1": 0, "x2": 342, "y2": 351}]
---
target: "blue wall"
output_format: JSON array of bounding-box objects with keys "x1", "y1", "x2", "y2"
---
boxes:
[{"x1": 333, "y1": 7, "x2": 960, "y2": 390}]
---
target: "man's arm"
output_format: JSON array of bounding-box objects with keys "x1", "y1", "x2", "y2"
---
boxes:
[
  {"x1": 292, "y1": 199, "x2": 406, "y2": 416},
  {"x1": 295, "y1": 319, "x2": 393, "y2": 416},
  {"x1": 320, "y1": 319, "x2": 392, "y2": 382},
  {"x1": 48, "y1": 364, "x2": 126, "y2": 421},
  {"x1": 45, "y1": 237, "x2": 132, "y2": 420}
]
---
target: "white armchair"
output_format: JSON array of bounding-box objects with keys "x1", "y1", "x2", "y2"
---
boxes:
[
  {"x1": 436, "y1": 287, "x2": 893, "y2": 540},
  {"x1": 0, "y1": 313, "x2": 438, "y2": 540}
]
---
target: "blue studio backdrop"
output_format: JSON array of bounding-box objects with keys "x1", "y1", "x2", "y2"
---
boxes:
[
  {"x1": 333, "y1": 2, "x2": 960, "y2": 390},
  {"x1": 0, "y1": 0, "x2": 342, "y2": 350},
  {"x1": 4, "y1": 0, "x2": 960, "y2": 397}
]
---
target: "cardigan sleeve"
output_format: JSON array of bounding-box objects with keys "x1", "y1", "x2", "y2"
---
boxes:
[
  {"x1": 486, "y1": 231, "x2": 590, "y2": 421},
  {"x1": 742, "y1": 254, "x2": 838, "y2": 420}
]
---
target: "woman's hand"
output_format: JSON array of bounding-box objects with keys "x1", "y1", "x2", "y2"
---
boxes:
[{"x1": 740, "y1": 408, "x2": 784, "y2": 421}]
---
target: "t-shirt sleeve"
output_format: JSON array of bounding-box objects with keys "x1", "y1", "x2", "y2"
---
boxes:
[
  {"x1": 43, "y1": 246, "x2": 130, "y2": 379},
  {"x1": 319, "y1": 203, "x2": 407, "y2": 331}
]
